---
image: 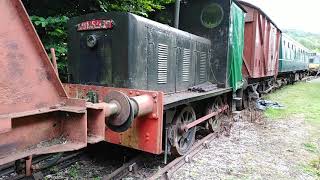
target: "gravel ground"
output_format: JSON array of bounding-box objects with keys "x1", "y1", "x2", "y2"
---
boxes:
[
  {"x1": 44, "y1": 143, "x2": 137, "y2": 180},
  {"x1": 44, "y1": 156, "x2": 119, "y2": 180},
  {"x1": 172, "y1": 112, "x2": 318, "y2": 180}
]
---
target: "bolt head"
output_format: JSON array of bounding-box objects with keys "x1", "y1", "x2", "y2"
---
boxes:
[
  {"x1": 152, "y1": 113, "x2": 158, "y2": 119},
  {"x1": 152, "y1": 93, "x2": 157, "y2": 98}
]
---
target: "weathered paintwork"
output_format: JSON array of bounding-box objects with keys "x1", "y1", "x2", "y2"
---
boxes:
[
  {"x1": 239, "y1": 1, "x2": 281, "y2": 80},
  {"x1": 0, "y1": 0, "x2": 87, "y2": 165},
  {"x1": 68, "y1": 12, "x2": 211, "y2": 94},
  {"x1": 179, "y1": 0, "x2": 246, "y2": 89},
  {"x1": 64, "y1": 84, "x2": 164, "y2": 154}
]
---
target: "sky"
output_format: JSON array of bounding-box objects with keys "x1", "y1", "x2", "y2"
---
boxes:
[{"x1": 242, "y1": 0, "x2": 320, "y2": 33}]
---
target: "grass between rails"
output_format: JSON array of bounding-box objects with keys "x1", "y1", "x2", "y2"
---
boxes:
[
  {"x1": 264, "y1": 80, "x2": 320, "y2": 177},
  {"x1": 264, "y1": 81, "x2": 320, "y2": 125}
]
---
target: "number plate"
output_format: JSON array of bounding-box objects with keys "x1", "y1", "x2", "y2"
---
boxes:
[{"x1": 77, "y1": 20, "x2": 114, "y2": 31}]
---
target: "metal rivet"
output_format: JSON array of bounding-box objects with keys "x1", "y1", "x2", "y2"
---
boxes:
[
  {"x1": 136, "y1": 92, "x2": 140, "y2": 96},
  {"x1": 152, "y1": 113, "x2": 158, "y2": 120}
]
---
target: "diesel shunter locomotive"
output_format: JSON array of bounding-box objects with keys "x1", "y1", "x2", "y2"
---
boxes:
[{"x1": 66, "y1": 0, "x2": 245, "y2": 156}]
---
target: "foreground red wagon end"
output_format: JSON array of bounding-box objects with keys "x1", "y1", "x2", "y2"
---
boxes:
[
  {"x1": 0, "y1": 0, "x2": 88, "y2": 165},
  {"x1": 239, "y1": 1, "x2": 281, "y2": 81}
]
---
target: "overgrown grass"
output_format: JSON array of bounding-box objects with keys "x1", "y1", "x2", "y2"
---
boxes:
[
  {"x1": 264, "y1": 81, "x2": 320, "y2": 125},
  {"x1": 304, "y1": 142, "x2": 319, "y2": 153},
  {"x1": 304, "y1": 157, "x2": 320, "y2": 177}
]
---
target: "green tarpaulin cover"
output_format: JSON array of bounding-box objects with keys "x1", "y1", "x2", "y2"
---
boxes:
[{"x1": 229, "y1": 2, "x2": 245, "y2": 91}]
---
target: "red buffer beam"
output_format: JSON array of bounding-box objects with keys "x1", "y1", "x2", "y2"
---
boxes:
[{"x1": 64, "y1": 84, "x2": 164, "y2": 154}]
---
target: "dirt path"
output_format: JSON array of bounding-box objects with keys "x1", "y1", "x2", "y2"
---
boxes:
[{"x1": 172, "y1": 113, "x2": 318, "y2": 180}]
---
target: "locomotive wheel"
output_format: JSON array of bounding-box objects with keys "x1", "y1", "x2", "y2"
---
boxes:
[
  {"x1": 205, "y1": 97, "x2": 224, "y2": 133},
  {"x1": 172, "y1": 106, "x2": 196, "y2": 156}
]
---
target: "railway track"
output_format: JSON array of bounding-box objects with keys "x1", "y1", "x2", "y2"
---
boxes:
[
  {"x1": 148, "y1": 133, "x2": 216, "y2": 180},
  {"x1": 102, "y1": 132, "x2": 220, "y2": 180},
  {"x1": 0, "y1": 151, "x2": 83, "y2": 180}
]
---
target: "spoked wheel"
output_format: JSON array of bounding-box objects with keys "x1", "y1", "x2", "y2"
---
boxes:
[
  {"x1": 205, "y1": 97, "x2": 225, "y2": 133},
  {"x1": 172, "y1": 106, "x2": 196, "y2": 156}
]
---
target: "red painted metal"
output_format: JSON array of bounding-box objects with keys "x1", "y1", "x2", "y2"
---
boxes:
[
  {"x1": 131, "y1": 95, "x2": 154, "y2": 117},
  {"x1": 0, "y1": 0, "x2": 87, "y2": 165},
  {"x1": 64, "y1": 84, "x2": 164, "y2": 154},
  {"x1": 50, "y1": 48, "x2": 59, "y2": 75},
  {"x1": 25, "y1": 156, "x2": 32, "y2": 176},
  {"x1": 239, "y1": 1, "x2": 281, "y2": 79}
]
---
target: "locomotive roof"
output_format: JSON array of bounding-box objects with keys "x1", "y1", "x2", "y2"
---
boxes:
[
  {"x1": 238, "y1": 1, "x2": 281, "y2": 32},
  {"x1": 73, "y1": 11, "x2": 212, "y2": 45},
  {"x1": 282, "y1": 33, "x2": 311, "y2": 52},
  {"x1": 128, "y1": 12, "x2": 212, "y2": 44}
]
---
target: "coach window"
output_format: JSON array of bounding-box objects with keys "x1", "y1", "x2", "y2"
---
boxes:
[{"x1": 201, "y1": 3, "x2": 224, "y2": 28}]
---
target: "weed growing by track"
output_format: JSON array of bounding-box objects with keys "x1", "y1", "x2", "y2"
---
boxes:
[{"x1": 68, "y1": 163, "x2": 80, "y2": 179}]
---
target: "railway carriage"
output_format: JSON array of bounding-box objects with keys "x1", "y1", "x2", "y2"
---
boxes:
[
  {"x1": 238, "y1": 1, "x2": 281, "y2": 100},
  {"x1": 278, "y1": 34, "x2": 309, "y2": 83}
]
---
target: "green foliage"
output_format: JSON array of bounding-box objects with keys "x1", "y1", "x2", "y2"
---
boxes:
[
  {"x1": 284, "y1": 29, "x2": 320, "y2": 53},
  {"x1": 304, "y1": 157, "x2": 320, "y2": 177},
  {"x1": 30, "y1": 15, "x2": 69, "y2": 82},
  {"x1": 97, "y1": 0, "x2": 174, "y2": 17},
  {"x1": 68, "y1": 163, "x2": 80, "y2": 179}
]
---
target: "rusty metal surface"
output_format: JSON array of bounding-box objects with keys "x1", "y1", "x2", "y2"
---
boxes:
[
  {"x1": 240, "y1": 1, "x2": 281, "y2": 80},
  {"x1": 0, "y1": 0, "x2": 87, "y2": 166},
  {"x1": 105, "y1": 91, "x2": 131, "y2": 127},
  {"x1": 64, "y1": 84, "x2": 164, "y2": 154},
  {"x1": 0, "y1": 0, "x2": 68, "y2": 114}
]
